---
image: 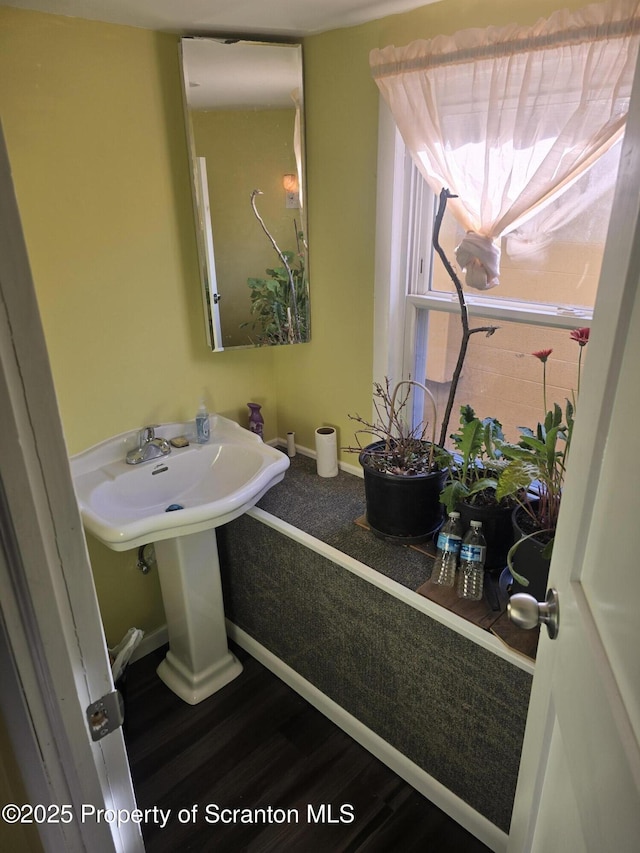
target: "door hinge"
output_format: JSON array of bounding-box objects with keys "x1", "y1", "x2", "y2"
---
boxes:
[{"x1": 86, "y1": 690, "x2": 124, "y2": 742}]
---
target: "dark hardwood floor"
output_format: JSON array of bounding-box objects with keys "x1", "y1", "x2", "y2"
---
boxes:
[{"x1": 123, "y1": 644, "x2": 491, "y2": 852}]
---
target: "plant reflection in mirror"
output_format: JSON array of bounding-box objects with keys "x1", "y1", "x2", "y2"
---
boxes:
[{"x1": 243, "y1": 190, "x2": 309, "y2": 346}]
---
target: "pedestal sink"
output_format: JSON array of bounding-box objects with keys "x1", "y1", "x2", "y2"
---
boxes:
[{"x1": 70, "y1": 416, "x2": 289, "y2": 704}]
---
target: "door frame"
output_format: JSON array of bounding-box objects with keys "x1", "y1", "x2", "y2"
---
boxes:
[{"x1": 0, "y1": 125, "x2": 142, "y2": 852}]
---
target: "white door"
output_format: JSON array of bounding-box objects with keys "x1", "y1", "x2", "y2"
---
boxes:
[
  {"x1": 0, "y1": 127, "x2": 144, "y2": 852},
  {"x1": 507, "y1": 50, "x2": 640, "y2": 853},
  {"x1": 195, "y1": 156, "x2": 224, "y2": 351}
]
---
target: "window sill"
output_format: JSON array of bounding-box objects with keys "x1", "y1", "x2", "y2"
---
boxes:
[{"x1": 407, "y1": 292, "x2": 592, "y2": 329}]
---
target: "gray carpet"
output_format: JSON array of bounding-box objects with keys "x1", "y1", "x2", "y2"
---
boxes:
[
  {"x1": 256, "y1": 451, "x2": 435, "y2": 590},
  {"x1": 218, "y1": 515, "x2": 531, "y2": 833}
]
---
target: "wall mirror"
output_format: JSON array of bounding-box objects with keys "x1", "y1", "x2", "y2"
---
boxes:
[{"x1": 180, "y1": 37, "x2": 310, "y2": 351}]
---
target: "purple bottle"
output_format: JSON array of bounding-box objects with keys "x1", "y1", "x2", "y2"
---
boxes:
[{"x1": 247, "y1": 402, "x2": 264, "y2": 440}]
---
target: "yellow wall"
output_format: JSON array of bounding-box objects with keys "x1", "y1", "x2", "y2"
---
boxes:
[
  {"x1": 0, "y1": 0, "x2": 589, "y2": 646},
  {"x1": 0, "y1": 7, "x2": 278, "y2": 458},
  {"x1": 0, "y1": 6, "x2": 280, "y2": 645}
]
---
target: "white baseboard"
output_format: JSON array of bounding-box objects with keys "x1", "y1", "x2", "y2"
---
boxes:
[
  {"x1": 270, "y1": 437, "x2": 363, "y2": 478},
  {"x1": 226, "y1": 621, "x2": 508, "y2": 853},
  {"x1": 129, "y1": 624, "x2": 168, "y2": 664}
]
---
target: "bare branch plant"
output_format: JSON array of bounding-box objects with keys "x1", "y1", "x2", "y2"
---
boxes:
[{"x1": 346, "y1": 188, "x2": 499, "y2": 471}]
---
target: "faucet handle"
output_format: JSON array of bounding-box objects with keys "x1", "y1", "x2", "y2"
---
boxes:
[{"x1": 140, "y1": 425, "x2": 157, "y2": 443}]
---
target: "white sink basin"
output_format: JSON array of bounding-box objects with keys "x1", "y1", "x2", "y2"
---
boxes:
[
  {"x1": 71, "y1": 415, "x2": 289, "y2": 551},
  {"x1": 71, "y1": 415, "x2": 289, "y2": 705}
]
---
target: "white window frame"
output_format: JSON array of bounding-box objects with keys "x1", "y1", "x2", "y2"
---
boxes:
[{"x1": 373, "y1": 97, "x2": 595, "y2": 428}]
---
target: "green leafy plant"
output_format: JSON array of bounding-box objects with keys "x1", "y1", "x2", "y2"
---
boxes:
[
  {"x1": 440, "y1": 405, "x2": 513, "y2": 514},
  {"x1": 243, "y1": 242, "x2": 308, "y2": 345},
  {"x1": 496, "y1": 328, "x2": 590, "y2": 567}
]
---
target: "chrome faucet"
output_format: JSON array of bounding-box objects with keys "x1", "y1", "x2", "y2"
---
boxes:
[{"x1": 126, "y1": 426, "x2": 171, "y2": 465}]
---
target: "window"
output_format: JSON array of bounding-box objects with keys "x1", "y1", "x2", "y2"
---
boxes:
[{"x1": 373, "y1": 103, "x2": 620, "y2": 448}]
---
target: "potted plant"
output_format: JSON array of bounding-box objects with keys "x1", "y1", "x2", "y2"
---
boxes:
[
  {"x1": 496, "y1": 328, "x2": 590, "y2": 599},
  {"x1": 440, "y1": 405, "x2": 516, "y2": 572},
  {"x1": 345, "y1": 189, "x2": 497, "y2": 545},
  {"x1": 346, "y1": 378, "x2": 450, "y2": 543}
]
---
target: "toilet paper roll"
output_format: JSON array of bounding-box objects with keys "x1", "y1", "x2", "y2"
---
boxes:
[
  {"x1": 315, "y1": 427, "x2": 338, "y2": 477},
  {"x1": 286, "y1": 431, "x2": 296, "y2": 457}
]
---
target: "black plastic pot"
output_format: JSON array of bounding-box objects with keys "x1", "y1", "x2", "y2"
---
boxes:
[
  {"x1": 457, "y1": 500, "x2": 514, "y2": 574},
  {"x1": 359, "y1": 441, "x2": 446, "y2": 544},
  {"x1": 508, "y1": 504, "x2": 552, "y2": 601}
]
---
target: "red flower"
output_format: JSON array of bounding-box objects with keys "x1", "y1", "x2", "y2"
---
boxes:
[
  {"x1": 570, "y1": 327, "x2": 590, "y2": 347},
  {"x1": 532, "y1": 348, "x2": 553, "y2": 362}
]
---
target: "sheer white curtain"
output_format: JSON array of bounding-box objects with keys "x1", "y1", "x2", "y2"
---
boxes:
[
  {"x1": 505, "y1": 139, "x2": 622, "y2": 260},
  {"x1": 370, "y1": 0, "x2": 640, "y2": 289}
]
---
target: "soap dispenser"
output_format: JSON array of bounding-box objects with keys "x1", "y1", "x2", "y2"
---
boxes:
[{"x1": 195, "y1": 401, "x2": 210, "y2": 444}]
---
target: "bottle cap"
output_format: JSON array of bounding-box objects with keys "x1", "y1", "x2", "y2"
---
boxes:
[
  {"x1": 449, "y1": 512, "x2": 460, "y2": 519},
  {"x1": 470, "y1": 520, "x2": 482, "y2": 528}
]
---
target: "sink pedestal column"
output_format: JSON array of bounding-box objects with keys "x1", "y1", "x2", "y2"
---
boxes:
[{"x1": 154, "y1": 529, "x2": 242, "y2": 704}]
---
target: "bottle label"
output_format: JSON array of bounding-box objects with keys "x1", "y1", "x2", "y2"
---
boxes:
[
  {"x1": 460, "y1": 543, "x2": 486, "y2": 563},
  {"x1": 436, "y1": 533, "x2": 462, "y2": 554},
  {"x1": 196, "y1": 416, "x2": 209, "y2": 442}
]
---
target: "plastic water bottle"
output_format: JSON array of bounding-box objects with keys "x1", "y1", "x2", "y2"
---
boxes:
[
  {"x1": 432, "y1": 511, "x2": 462, "y2": 586},
  {"x1": 195, "y1": 401, "x2": 210, "y2": 444},
  {"x1": 457, "y1": 520, "x2": 486, "y2": 600}
]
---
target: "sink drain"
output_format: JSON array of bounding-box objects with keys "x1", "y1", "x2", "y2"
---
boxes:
[{"x1": 165, "y1": 504, "x2": 184, "y2": 512}]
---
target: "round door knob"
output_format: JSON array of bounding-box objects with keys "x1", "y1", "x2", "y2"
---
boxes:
[{"x1": 507, "y1": 588, "x2": 560, "y2": 639}]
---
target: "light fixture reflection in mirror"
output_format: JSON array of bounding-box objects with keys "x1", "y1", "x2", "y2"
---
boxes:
[
  {"x1": 283, "y1": 173, "x2": 300, "y2": 208},
  {"x1": 180, "y1": 37, "x2": 310, "y2": 351}
]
